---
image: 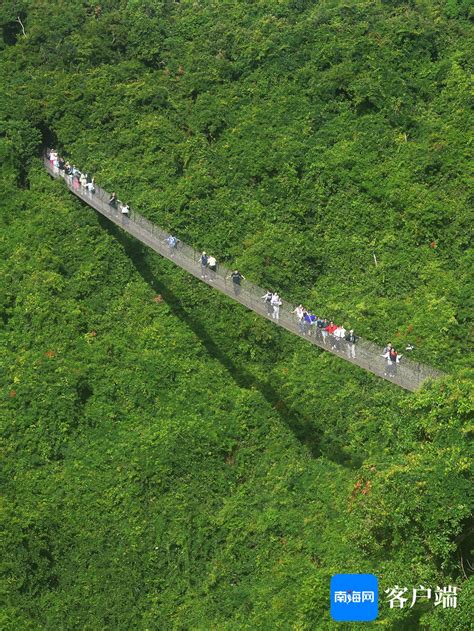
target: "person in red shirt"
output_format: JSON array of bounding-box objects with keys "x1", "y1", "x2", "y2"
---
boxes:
[{"x1": 325, "y1": 321, "x2": 338, "y2": 349}]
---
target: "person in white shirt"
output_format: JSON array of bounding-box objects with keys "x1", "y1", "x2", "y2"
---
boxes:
[
  {"x1": 333, "y1": 325, "x2": 346, "y2": 351},
  {"x1": 207, "y1": 255, "x2": 217, "y2": 281},
  {"x1": 85, "y1": 178, "x2": 95, "y2": 195},
  {"x1": 292, "y1": 304, "x2": 305, "y2": 333},
  {"x1": 271, "y1": 293, "x2": 282, "y2": 320},
  {"x1": 121, "y1": 203, "x2": 130, "y2": 217},
  {"x1": 165, "y1": 235, "x2": 178, "y2": 257},
  {"x1": 48, "y1": 149, "x2": 57, "y2": 164},
  {"x1": 52, "y1": 153, "x2": 59, "y2": 175}
]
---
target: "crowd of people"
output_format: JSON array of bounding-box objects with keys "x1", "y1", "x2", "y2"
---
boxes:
[
  {"x1": 47, "y1": 150, "x2": 410, "y2": 378},
  {"x1": 47, "y1": 149, "x2": 132, "y2": 215},
  {"x1": 288, "y1": 304, "x2": 359, "y2": 359},
  {"x1": 48, "y1": 149, "x2": 96, "y2": 195}
]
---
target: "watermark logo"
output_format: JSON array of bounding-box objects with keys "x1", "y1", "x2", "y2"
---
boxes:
[
  {"x1": 385, "y1": 585, "x2": 459, "y2": 609},
  {"x1": 330, "y1": 574, "x2": 378, "y2": 622}
]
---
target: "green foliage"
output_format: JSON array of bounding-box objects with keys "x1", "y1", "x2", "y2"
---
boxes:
[{"x1": 0, "y1": 1, "x2": 472, "y2": 629}]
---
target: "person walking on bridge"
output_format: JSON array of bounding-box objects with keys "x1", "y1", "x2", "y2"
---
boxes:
[
  {"x1": 85, "y1": 178, "x2": 95, "y2": 195},
  {"x1": 228, "y1": 270, "x2": 245, "y2": 295},
  {"x1": 325, "y1": 321, "x2": 337, "y2": 349},
  {"x1": 386, "y1": 347, "x2": 401, "y2": 378},
  {"x1": 333, "y1": 325, "x2": 346, "y2": 351},
  {"x1": 293, "y1": 304, "x2": 305, "y2": 333},
  {"x1": 108, "y1": 192, "x2": 118, "y2": 209},
  {"x1": 262, "y1": 291, "x2": 274, "y2": 316},
  {"x1": 165, "y1": 235, "x2": 178, "y2": 257},
  {"x1": 208, "y1": 255, "x2": 217, "y2": 281},
  {"x1": 200, "y1": 252, "x2": 208, "y2": 279},
  {"x1": 271, "y1": 293, "x2": 282, "y2": 321},
  {"x1": 345, "y1": 329, "x2": 358, "y2": 359},
  {"x1": 320, "y1": 318, "x2": 329, "y2": 344}
]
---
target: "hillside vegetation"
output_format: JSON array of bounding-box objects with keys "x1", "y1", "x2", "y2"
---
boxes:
[{"x1": 1, "y1": 1, "x2": 472, "y2": 629}]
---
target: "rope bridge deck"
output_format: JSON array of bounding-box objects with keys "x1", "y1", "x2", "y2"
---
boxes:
[{"x1": 44, "y1": 158, "x2": 444, "y2": 392}]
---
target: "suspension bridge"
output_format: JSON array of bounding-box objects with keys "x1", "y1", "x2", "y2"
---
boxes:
[{"x1": 44, "y1": 157, "x2": 444, "y2": 392}]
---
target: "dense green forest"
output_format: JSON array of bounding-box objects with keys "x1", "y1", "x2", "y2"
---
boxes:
[{"x1": 1, "y1": 0, "x2": 472, "y2": 628}]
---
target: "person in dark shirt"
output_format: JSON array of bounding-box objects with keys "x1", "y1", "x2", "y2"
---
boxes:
[
  {"x1": 262, "y1": 291, "x2": 273, "y2": 316},
  {"x1": 108, "y1": 192, "x2": 118, "y2": 209},
  {"x1": 312, "y1": 316, "x2": 322, "y2": 341},
  {"x1": 304, "y1": 311, "x2": 316, "y2": 337},
  {"x1": 302, "y1": 310, "x2": 311, "y2": 336},
  {"x1": 200, "y1": 252, "x2": 208, "y2": 279},
  {"x1": 227, "y1": 270, "x2": 245, "y2": 295},
  {"x1": 387, "y1": 348, "x2": 399, "y2": 377},
  {"x1": 320, "y1": 318, "x2": 329, "y2": 344},
  {"x1": 345, "y1": 329, "x2": 358, "y2": 358}
]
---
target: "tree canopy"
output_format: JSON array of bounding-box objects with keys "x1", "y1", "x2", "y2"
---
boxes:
[{"x1": 1, "y1": 1, "x2": 472, "y2": 628}]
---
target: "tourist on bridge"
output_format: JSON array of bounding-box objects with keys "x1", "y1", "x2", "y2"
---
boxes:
[
  {"x1": 208, "y1": 255, "x2": 217, "y2": 281},
  {"x1": 165, "y1": 235, "x2": 178, "y2": 257},
  {"x1": 314, "y1": 316, "x2": 323, "y2": 341},
  {"x1": 85, "y1": 178, "x2": 95, "y2": 195},
  {"x1": 228, "y1": 270, "x2": 245, "y2": 295},
  {"x1": 383, "y1": 346, "x2": 401, "y2": 377},
  {"x1": 386, "y1": 347, "x2": 401, "y2": 377},
  {"x1": 108, "y1": 192, "x2": 118, "y2": 209},
  {"x1": 304, "y1": 311, "x2": 317, "y2": 335},
  {"x1": 121, "y1": 203, "x2": 130, "y2": 218},
  {"x1": 64, "y1": 162, "x2": 72, "y2": 181},
  {"x1": 262, "y1": 291, "x2": 274, "y2": 316},
  {"x1": 80, "y1": 173, "x2": 87, "y2": 189},
  {"x1": 302, "y1": 309, "x2": 311, "y2": 335},
  {"x1": 271, "y1": 293, "x2": 282, "y2": 320},
  {"x1": 49, "y1": 149, "x2": 59, "y2": 174},
  {"x1": 320, "y1": 318, "x2": 329, "y2": 343},
  {"x1": 345, "y1": 329, "x2": 358, "y2": 359},
  {"x1": 325, "y1": 321, "x2": 338, "y2": 349},
  {"x1": 292, "y1": 304, "x2": 305, "y2": 333},
  {"x1": 48, "y1": 149, "x2": 57, "y2": 167},
  {"x1": 334, "y1": 325, "x2": 346, "y2": 351},
  {"x1": 200, "y1": 252, "x2": 208, "y2": 279}
]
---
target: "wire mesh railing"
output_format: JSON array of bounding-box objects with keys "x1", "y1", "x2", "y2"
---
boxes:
[{"x1": 44, "y1": 157, "x2": 444, "y2": 392}]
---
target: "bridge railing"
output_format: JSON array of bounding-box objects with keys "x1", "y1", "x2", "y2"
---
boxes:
[{"x1": 44, "y1": 157, "x2": 444, "y2": 391}]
